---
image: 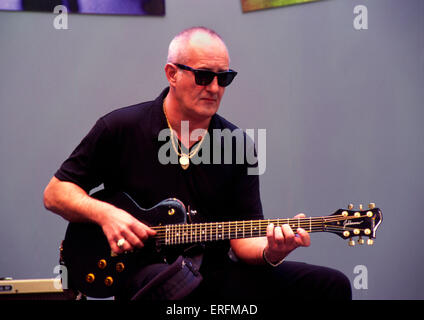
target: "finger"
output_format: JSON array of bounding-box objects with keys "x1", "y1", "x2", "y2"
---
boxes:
[
  {"x1": 266, "y1": 223, "x2": 275, "y2": 246},
  {"x1": 105, "y1": 232, "x2": 122, "y2": 254},
  {"x1": 273, "y1": 226, "x2": 284, "y2": 246},
  {"x1": 130, "y1": 221, "x2": 154, "y2": 241},
  {"x1": 281, "y1": 224, "x2": 296, "y2": 247},
  {"x1": 295, "y1": 228, "x2": 311, "y2": 247},
  {"x1": 114, "y1": 237, "x2": 132, "y2": 253},
  {"x1": 109, "y1": 241, "x2": 120, "y2": 254},
  {"x1": 293, "y1": 212, "x2": 306, "y2": 219},
  {"x1": 146, "y1": 226, "x2": 157, "y2": 236},
  {"x1": 122, "y1": 230, "x2": 144, "y2": 249}
]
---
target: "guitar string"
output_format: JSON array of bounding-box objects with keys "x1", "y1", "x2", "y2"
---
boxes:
[
  {"x1": 150, "y1": 217, "x2": 370, "y2": 234},
  {"x1": 152, "y1": 225, "x2": 364, "y2": 237},
  {"x1": 150, "y1": 219, "x2": 372, "y2": 244},
  {"x1": 149, "y1": 215, "x2": 369, "y2": 234},
  {"x1": 154, "y1": 228, "x2": 370, "y2": 245},
  {"x1": 150, "y1": 215, "x2": 362, "y2": 230}
]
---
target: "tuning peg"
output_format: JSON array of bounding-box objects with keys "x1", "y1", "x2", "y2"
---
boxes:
[
  {"x1": 368, "y1": 203, "x2": 376, "y2": 209},
  {"x1": 348, "y1": 238, "x2": 356, "y2": 247},
  {"x1": 358, "y1": 236, "x2": 365, "y2": 245},
  {"x1": 359, "y1": 204, "x2": 363, "y2": 211},
  {"x1": 348, "y1": 203, "x2": 354, "y2": 210},
  {"x1": 367, "y1": 238, "x2": 374, "y2": 246}
]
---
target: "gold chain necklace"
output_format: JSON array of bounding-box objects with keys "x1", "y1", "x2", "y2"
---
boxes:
[{"x1": 163, "y1": 105, "x2": 206, "y2": 170}]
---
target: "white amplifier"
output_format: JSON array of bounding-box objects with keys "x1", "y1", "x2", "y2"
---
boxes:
[{"x1": 0, "y1": 278, "x2": 77, "y2": 300}]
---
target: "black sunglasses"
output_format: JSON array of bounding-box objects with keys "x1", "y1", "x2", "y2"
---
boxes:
[{"x1": 174, "y1": 63, "x2": 237, "y2": 87}]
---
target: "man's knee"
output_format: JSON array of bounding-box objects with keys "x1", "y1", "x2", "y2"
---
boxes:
[{"x1": 316, "y1": 267, "x2": 352, "y2": 300}]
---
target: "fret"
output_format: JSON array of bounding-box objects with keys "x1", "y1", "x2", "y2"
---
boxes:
[
  {"x1": 309, "y1": 217, "x2": 312, "y2": 233},
  {"x1": 259, "y1": 220, "x2": 262, "y2": 237},
  {"x1": 235, "y1": 221, "x2": 238, "y2": 239},
  {"x1": 177, "y1": 224, "x2": 180, "y2": 244},
  {"x1": 250, "y1": 220, "x2": 253, "y2": 238},
  {"x1": 215, "y1": 222, "x2": 218, "y2": 241},
  {"x1": 183, "y1": 224, "x2": 186, "y2": 243},
  {"x1": 200, "y1": 225, "x2": 203, "y2": 242},
  {"x1": 190, "y1": 224, "x2": 193, "y2": 243},
  {"x1": 176, "y1": 224, "x2": 180, "y2": 244},
  {"x1": 268, "y1": 219, "x2": 271, "y2": 237}
]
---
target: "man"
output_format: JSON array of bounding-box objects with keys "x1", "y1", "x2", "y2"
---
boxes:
[{"x1": 44, "y1": 27, "x2": 351, "y2": 300}]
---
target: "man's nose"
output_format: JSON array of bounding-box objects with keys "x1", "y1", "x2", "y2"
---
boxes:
[{"x1": 206, "y1": 76, "x2": 220, "y2": 93}]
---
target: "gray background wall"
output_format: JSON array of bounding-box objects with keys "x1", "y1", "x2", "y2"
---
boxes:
[{"x1": 0, "y1": 0, "x2": 423, "y2": 300}]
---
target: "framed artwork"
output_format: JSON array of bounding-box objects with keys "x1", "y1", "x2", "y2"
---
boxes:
[
  {"x1": 0, "y1": 0, "x2": 165, "y2": 16},
  {"x1": 241, "y1": 0, "x2": 321, "y2": 13}
]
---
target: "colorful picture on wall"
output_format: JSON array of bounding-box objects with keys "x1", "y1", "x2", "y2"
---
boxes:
[
  {"x1": 0, "y1": 0, "x2": 165, "y2": 16},
  {"x1": 241, "y1": 0, "x2": 321, "y2": 12}
]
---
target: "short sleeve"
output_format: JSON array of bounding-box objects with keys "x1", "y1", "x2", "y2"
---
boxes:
[{"x1": 54, "y1": 118, "x2": 114, "y2": 193}]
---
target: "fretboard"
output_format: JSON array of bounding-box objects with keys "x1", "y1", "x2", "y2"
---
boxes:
[{"x1": 152, "y1": 217, "x2": 330, "y2": 246}]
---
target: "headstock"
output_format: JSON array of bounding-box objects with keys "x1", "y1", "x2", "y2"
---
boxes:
[{"x1": 324, "y1": 203, "x2": 382, "y2": 246}]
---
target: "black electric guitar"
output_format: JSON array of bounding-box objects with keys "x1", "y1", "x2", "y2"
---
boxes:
[{"x1": 61, "y1": 191, "x2": 382, "y2": 298}]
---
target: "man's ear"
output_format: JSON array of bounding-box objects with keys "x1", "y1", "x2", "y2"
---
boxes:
[{"x1": 164, "y1": 63, "x2": 178, "y2": 87}]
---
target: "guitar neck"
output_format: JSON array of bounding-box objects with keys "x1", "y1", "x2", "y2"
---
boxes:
[{"x1": 152, "y1": 217, "x2": 333, "y2": 246}]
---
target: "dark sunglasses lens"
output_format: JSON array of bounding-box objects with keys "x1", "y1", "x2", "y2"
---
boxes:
[
  {"x1": 193, "y1": 69, "x2": 237, "y2": 87},
  {"x1": 218, "y1": 71, "x2": 237, "y2": 87},
  {"x1": 194, "y1": 70, "x2": 215, "y2": 86}
]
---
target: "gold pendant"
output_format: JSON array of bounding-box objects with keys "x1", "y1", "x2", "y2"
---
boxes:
[{"x1": 179, "y1": 154, "x2": 189, "y2": 170}]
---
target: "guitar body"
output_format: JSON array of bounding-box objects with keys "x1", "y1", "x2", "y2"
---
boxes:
[{"x1": 61, "y1": 191, "x2": 187, "y2": 298}]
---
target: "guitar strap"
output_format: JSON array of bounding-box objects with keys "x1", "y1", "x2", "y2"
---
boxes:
[{"x1": 130, "y1": 253, "x2": 203, "y2": 301}]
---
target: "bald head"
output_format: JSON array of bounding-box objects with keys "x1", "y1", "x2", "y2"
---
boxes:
[{"x1": 167, "y1": 27, "x2": 229, "y2": 65}]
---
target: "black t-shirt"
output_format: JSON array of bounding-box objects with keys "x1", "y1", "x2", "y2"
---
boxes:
[{"x1": 55, "y1": 88, "x2": 263, "y2": 255}]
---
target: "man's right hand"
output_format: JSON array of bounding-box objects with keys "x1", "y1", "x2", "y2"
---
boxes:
[
  {"x1": 100, "y1": 207, "x2": 157, "y2": 254},
  {"x1": 43, "y1": 177, "x2": 156, "y2": 254}
]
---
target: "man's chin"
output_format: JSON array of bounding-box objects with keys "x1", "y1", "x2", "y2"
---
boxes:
[{"x1": 197, "y1": 102, "x2": 219, "y2": 116}]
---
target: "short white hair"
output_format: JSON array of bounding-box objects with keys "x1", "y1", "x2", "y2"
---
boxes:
[{"x1": 167, "y1": 26, "x2": 227, "y2": 64}]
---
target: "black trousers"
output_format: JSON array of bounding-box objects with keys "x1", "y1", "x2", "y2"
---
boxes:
[{"x1": 185, "y1": 256, "x2": 352, "y2": 301}]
